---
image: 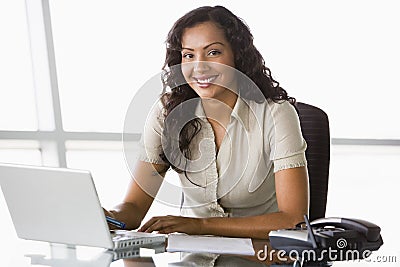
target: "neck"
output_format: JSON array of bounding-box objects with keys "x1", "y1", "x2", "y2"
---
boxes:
[{"x1": 201, "y1": 93, "x2": 238, "y2": 126}]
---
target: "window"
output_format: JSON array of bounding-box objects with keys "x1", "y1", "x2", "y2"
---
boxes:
[
  {"x1": 0, "y1": 140, "x2": 41, "y2": 165},
  {"x1": 0, "y1": 0, "x2": 37, "y2": 130}
]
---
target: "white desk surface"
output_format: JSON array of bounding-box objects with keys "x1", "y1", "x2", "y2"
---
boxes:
[{"x1": 2, "y1": 234, "x2": 400, "y2": 267}]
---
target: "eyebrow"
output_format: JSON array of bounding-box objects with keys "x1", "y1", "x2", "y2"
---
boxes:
[{"x1": 181, "y1": 42, "x2": 225, "y2": 51}]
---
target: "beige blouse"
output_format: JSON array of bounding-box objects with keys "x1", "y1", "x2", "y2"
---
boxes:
[{"x1": 138, "y1": 97, "x2": 307, "y2": 218}]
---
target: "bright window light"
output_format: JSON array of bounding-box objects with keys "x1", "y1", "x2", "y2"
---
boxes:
[
  {"x1": 0, "y1": 0, "x2": 37, "y2": 131},
  {"x1": 49, "y1": 1, "x2": 400, "y2": 138}
]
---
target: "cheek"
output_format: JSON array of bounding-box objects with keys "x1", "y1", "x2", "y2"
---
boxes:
[
  {"x1": 217, "y1": 65, "x2": 236, "y2": 82},
  {"x1": 181, "y1": 65, "x2": 192, "y2": 82}
]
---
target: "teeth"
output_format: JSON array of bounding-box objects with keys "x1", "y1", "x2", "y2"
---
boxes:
[{"x1": 197, "y1": 76, "x2": 216, "y2": 83}]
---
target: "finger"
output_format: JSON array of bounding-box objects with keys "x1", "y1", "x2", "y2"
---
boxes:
[
  {"x1": 144, "y1": 218, "x2": 178, "y2": 233},
  {"x1": 144, "y1": 218, "x2": 168, "y2": 233},
  {"x1": 102, "y1": 208, "x2": 113, "y2": 217},
  {"x1": 138, "y1": 216, "x2": 163, "y2": 232},
  {"x1": 138, "y1": 215, "x2": 179, "y2": 232},
  {"x1": 158, "y1": 218, "x2": 199, "y2": 235},
  {"x1": 157, "y1": 225, "x2": 179, "y2": 234},
  {"x1": 102, "y1": 208, "x2": 118, "y2": 230}
]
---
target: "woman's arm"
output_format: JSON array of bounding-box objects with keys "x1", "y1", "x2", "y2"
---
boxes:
[
  {"x1": 104, "y1": 161, "x2": 168, "y2": 230},
  {"x1": 139, "y1": 166, "x2": 308, "y2": 239}
]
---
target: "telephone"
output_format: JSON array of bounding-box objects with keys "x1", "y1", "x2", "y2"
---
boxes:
[{"x1": 269, "y1": 216, "x2": 383, "y2": 262}]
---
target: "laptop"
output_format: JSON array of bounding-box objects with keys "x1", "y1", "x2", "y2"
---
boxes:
[{"x1": 0, "y1": 163, "x2": 166, "y2": 251}]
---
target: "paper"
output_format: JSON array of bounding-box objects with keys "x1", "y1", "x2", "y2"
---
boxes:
[{"x1": 166, "y1": 234, "x2": 255, "y2": 256}]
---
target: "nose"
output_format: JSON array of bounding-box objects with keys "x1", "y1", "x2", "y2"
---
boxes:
[{"x1": 193, "y1": 60, "x2": 210, "y2": 73}]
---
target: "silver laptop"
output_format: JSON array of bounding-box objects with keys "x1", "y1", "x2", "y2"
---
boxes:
[{"x1": 0, "y1": 163, "x2": 165, "y2": 250}]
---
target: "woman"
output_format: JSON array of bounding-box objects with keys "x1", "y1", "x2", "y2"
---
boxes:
[{"x1": 105, "y1": 6, "x2": 309, "y2": 239}]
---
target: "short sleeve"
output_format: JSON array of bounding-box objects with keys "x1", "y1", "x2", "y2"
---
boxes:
[
  {"x1": 137, "y1": 100, "x2": 169, "y2": 165},
  {"x1": 266, "y1": 100, "x2": 307, "y2": 173}
]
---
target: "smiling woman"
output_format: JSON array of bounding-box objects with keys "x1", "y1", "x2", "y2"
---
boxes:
[
  {"x1": 103, "y1": 5, "x2": 309, "y2": 239},
  {"x1": 180, "y1": 22, "x2": 237, "y2": 106}
]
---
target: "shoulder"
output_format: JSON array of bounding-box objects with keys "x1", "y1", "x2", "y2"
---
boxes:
[
  {"x1": 143, "y1": 97, "x2": 166, "y2": 134},
  {"x1": 246, "y1": 99, "x2": 297, "y2": 120},
  {"x1": 266, "y1": 99, "x2": 296, "y2": 114},
  {"x1": 246, "y1": 98, "x2": 295, "y2": 110},
  {"x1": 149, "y1": 98, "x2": 165, "y2": 120},
  {"x1": 252, "y1": 99, "x2": 301, "y2": 139},
  {"x1": 264, "y1": 99, "x2": 299, "y2": 124}
]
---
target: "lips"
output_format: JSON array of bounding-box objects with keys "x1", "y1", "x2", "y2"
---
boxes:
[{"x1": 192, "y1": 75, "x2": 219, "y2": 88}]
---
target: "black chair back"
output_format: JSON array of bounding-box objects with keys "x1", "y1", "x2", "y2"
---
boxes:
[{"x1": 294, "y1": 102, "x2": 330, "y2": 221}]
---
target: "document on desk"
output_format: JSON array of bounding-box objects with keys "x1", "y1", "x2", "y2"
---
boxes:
[{"x1": 166, "y1": 233, "x2": 255, "y2": 255}]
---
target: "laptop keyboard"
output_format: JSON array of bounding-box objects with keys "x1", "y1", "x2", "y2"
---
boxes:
[{"x1": 110, "y1": 230, "x2": 166, "y2": 250}]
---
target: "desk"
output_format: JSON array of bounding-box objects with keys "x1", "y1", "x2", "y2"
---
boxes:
[{"x1": 3, "y1": 238, "x2": 399, "y2": 267}]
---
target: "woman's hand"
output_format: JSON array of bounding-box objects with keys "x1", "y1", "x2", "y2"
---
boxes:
[
  {"x1": 138, "y1": 215, "x2": 204, "y2": 235},
  {"x1": 103, "y1": 207, "x2": 114, "y2": 217},
  {"x1": 103, "y1": 208, "x2": 119, "y2": 230}
]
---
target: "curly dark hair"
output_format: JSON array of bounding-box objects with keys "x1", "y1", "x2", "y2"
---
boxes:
[{"x1": 159, "y1": 5, "x2": 295, "y2": 176}]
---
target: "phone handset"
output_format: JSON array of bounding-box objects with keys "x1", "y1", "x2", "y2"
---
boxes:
[{"x1": 311, "y1": 217, "x2": 381, "y2": 242}]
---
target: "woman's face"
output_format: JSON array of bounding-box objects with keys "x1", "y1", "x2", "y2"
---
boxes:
[{"x1": 180, "y1": 21, "x2": 237, "y2": 103}]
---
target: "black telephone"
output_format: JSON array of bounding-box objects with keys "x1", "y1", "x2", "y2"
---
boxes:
[{"x1": 269, "y1": 216, "x2": 383, "y2": 262}]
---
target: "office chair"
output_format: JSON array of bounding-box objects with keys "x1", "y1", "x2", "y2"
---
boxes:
[{"x1": 294, "y1": 102, "x2": 330, "y2": 221}]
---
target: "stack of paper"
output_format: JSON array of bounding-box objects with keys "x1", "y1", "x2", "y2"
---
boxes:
[{"x1": 166, "y1": 234, "x2": 255, "y2": 256}]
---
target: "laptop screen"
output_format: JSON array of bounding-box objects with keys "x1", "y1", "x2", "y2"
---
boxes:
[{"x1": 0, "y1": 163, "x2": 113, "y2": 249}]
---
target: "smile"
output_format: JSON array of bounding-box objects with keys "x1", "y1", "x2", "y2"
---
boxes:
[{"x1": 193, "y1": 75, "x2": 219, "y2": 88}]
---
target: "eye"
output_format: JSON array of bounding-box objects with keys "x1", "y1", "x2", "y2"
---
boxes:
[
  {"x1": 208, "y1": 49, "x2": 221, "y2": 56},
  {"x1": 182, "y1": 53, "x2": 194, "y2": 59}
]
